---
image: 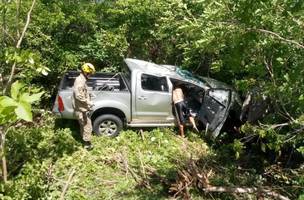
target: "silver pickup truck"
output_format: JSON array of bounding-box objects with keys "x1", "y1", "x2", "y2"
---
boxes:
[{"x1": 53, "y1": 58, "x2": 242, "y2": 138}]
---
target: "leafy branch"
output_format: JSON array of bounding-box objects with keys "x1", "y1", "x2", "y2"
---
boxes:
[
  {"x1": 3, "y1": 0, "x2": 36, "y2": 95},
  {"x1": 247, "y1": 28, "x2": 304, "y2": 49},
  {"x1": 0, "y1": 81, "x2": 43, "y2": 183}
]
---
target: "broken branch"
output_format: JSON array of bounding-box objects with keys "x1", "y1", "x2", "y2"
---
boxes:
[
  {"x1": 59, "y1": 168, "x2": 76, "y2": 200},
  {"x1": 203, "y1": 186, "x2": 290, "y2": 200}
]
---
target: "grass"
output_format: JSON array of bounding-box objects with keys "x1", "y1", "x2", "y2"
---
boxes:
[
  {"x1": 2, "y1": 114, "x2": 303, "y2": 199},
  {"x1": 47, "y1": 127, "x2": 210, "y2": 199}
]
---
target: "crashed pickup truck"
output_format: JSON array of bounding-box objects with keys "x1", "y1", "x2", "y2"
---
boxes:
[{"x1": 53, "y1": 58, "x2": 242, "y2": 138}]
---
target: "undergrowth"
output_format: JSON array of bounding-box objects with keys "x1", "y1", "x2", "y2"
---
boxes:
[{"x1": 0, "y1": 113, "x2": 303, "y2": 199}]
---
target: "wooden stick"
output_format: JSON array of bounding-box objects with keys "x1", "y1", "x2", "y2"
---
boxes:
[
  {"x1": 137, "y1": 149, "x2": 146, "y2": 178},
  {"x1": 173, "y1": 179, "x2": 194, "y2": 198},
  {"x1": 139, "y1": 129, "x2": 145, "y2": 141},
  {"x1": 203, "y1": 186, "x2": 290, "y2": 200},
  {"x1": 59, "y1": 168, "x2": 76, "y2": 200}
]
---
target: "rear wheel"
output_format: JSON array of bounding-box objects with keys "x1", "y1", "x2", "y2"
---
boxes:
[{"x1": 93, "y1": 114, "x2": 123, "y2": 137}]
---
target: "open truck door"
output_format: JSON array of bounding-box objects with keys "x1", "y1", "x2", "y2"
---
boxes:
[{"x1": 198, "y1": 88, "x2": 232, "y2": 138}]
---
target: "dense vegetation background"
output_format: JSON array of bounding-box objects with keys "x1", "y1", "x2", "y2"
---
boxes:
[{"x1": 0, "y1": 0, "x2": 303, "y2": 199}]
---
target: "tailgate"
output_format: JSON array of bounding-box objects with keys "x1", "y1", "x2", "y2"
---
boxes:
[{"x1": 52, "y1": 90, "x2": 75, "y2": 119}]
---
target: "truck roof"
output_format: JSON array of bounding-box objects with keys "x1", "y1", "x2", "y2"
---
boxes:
[
  {"x1": 124, "y1": 58, "x2": 210, "y2": 90},
  {"x1": 124, "y1": 58, "x2": 177, "y2": 76}
]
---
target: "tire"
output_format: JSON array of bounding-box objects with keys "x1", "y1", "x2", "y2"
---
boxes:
[{"x1": 93, "y1": 114, "x2": 123, "y2": 137}]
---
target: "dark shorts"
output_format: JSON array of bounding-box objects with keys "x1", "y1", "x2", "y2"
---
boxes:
[{"x1": 174, "y1": 101, "x2": 190, "y2": 124}]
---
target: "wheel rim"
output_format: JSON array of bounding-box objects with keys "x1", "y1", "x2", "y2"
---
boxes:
[{"x1": 99, "y1": 120, "x2": 117, "y2": 136}]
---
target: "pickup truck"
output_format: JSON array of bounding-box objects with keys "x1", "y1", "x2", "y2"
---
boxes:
[{"x1": 53, "y1": 58, "x2": 242, "y2": 138}]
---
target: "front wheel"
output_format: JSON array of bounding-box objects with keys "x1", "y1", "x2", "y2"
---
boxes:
[{"x1": 93, "y1": 114, "x2": 123, "y2": 137}]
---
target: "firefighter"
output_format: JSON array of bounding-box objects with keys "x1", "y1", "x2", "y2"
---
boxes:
[{"x1": 72, "y1": 63, "x2": 95, "y2": 150}]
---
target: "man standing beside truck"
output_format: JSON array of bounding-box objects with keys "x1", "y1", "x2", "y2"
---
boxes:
[
  {"x1": 172, "y1": 83, "x2": 199, "y2": 137},
  {"x1": 72, "y1": 63, "x2": 95, "y2": 150}
]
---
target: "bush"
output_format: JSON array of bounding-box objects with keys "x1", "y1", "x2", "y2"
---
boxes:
[{"x1": 1, "y1": 114, "x2": 79, "y2": 199}]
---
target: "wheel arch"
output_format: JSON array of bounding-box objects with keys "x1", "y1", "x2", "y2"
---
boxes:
[{"x1": 91, "y1": 107, "x2": 126, "y2": 124}]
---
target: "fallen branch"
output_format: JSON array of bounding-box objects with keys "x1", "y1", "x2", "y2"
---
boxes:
[
  {"x1": 203, "y1": 186, "x2": 290, "y2": 200},
  {"x1": 173, "y1": 179, "x2": 193, "y2": 199},
  {"x1": 259, "y1": 122, "x2": 291, "y2": 130},
  {"x1": 59, "y1": 168, "x2": 76, "y2": 200},
  {"x1": 118, "y1": 151, "x2": 151, "y2": 189},
  {"x1": 118, "y1": 152, "x2": 139, "y2": 182},
  {"x1": 285, "y1": 125, "x2": 304, "y2": 142},
  {"x1": 171, "y1": 159, "x2": 290, "y2": 200},
  {"x1": 137, "y1": 148, "x2": 146, "y2": 179}
]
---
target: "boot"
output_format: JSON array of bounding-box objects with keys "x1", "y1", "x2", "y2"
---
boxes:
[{"x1": 83, "y1": 141, "x2": 93, "y2": 150}]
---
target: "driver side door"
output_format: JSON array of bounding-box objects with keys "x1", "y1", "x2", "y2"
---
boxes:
[{"x1": 133, "y1": 73, "x2": 174, "y2": 122}]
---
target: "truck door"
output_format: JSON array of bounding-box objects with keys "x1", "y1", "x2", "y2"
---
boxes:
[
  {"x1": 134, "y1": 73, "x2": 174, "y2": 122},
  {"x1": 198, "y1": 89, "x2": 232, "y2": 138}
]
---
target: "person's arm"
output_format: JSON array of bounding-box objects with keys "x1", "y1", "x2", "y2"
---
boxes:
[{"x1": 189, "y1": 115, "x2": 199, "y2": 132}]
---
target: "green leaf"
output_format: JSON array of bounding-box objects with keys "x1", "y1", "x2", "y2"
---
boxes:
[
  {"x1": 283, "y1": 74, "x2": 289, "y2": 82},
  {"x1": 0, "y1": 96, "x2": 18, "y2": 107},
  {"x1": 19, "y1": 92, "x2": 44, "y2": 104},
  {"x1": 15, "y1": 101, "x2": 32, "y2": 121},
  {"x1": 235, "y1": 151, "x2": 240, "y2": 159},
  {"x1": 10, "y1": 81, "x2": 24, "y2": 100},
  {"x1": 276, "y1": 57, "x2": 284, "y2": 64},
  {"x1": 258, "y1": 130, "x2": 266, "y2": 138},
  {"x1": 28, "y1": 57, "x2": 34, "y2": 64},
  {"x1": 297, "y1": 146, "x2": 304, "y2": 155},
  {"x1": 0, "y1": 106, "x2": 17, "y2": 125}
]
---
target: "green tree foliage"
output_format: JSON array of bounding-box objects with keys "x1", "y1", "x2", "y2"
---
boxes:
[
  {"x1": 0, "y1": 0, "x2": 303, "y2": 198},
  {"x1": 0, "y1": 81, "x2": 43, "y2": 183},
  {"x1": 0, "y1": 0, "x2": 303, "y2": 164},
  {"x1": 0, "y1": 81, "x2": 43, "y2": 122}
]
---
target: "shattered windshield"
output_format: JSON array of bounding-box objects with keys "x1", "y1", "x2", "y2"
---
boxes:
[{"x1": 176, "y1": 68, "x2": 209, "y2": 89}]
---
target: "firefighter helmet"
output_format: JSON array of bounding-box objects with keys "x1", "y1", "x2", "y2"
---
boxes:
[{"x1": 81, "y1": 63, "x2": 95, "y2": 74}]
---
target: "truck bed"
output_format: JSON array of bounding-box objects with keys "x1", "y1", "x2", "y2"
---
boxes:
[
  {"x1": 53, "y1": 71, "x2": 131, "y2": 120},
  {"x1": 60, "y1": 71, "x2": 128, "y2": 92}
]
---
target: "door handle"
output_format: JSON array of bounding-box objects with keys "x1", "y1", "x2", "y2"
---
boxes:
[{"x1": 138, "y1": 96, "x2": 147, "y2": 100}]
